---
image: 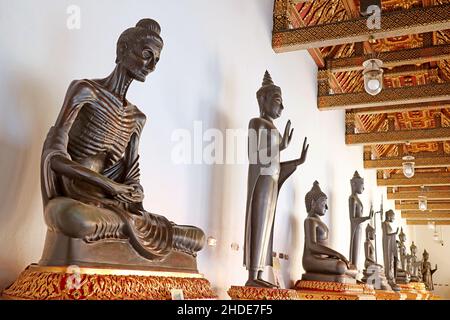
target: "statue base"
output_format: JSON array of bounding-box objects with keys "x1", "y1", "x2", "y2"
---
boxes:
[
  {"x1": 294, "y1": 280, "x2": 376, "y2": 300},
  {"x1": 398, "y1": 282, "x2": 430, "y2": 300},
  {"x1": 374, "y1": 290, "x2": 407, "y2": 300},
  {"x1": 1, "y1": 264, "x2": 216, "y2": 300},
  {"x1": 301, "y1": 272, "x2": 357, "y2": 284},
  {"x1": 227, "y1": 286, "x2": 302, "y2": 300}
]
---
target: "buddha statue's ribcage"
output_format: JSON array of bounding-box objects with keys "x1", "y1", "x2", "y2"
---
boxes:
[{"x1": 68, "y1": 102, "x2": 143, "y2": 168}]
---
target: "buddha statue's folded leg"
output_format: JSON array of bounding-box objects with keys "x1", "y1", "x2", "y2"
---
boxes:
[
  {"x1": 44, "y1": 197, "x2": 125, "y2": 241},
  {"x1": 129, "y1": 210, "x2": 205, "y2": 258},
  {"x1": 303, "y1": 255, "x2": 347, "y2": 275},
  {"x1": 172, "y1": 223, "x2": 205, "y2": 256}
]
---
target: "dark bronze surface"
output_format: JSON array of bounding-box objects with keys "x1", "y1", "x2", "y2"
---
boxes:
[
  {"x1": 348, "y1": 171, "x2": 372, "y2": 269},
  {"x1": 421, "y1": 250, "x2": 438, "y2": 291},
  {"x1": 362, "y1": 224, "x2": 391, "y2": 290},
  {"x1": 407, "y1": 241, "x2": 422, "y2": 282},
  {"x1": 395, "y1": 228, "x2": 411, "y2": 284},
  {"x1": 39, "y1": 19, "x2": 204, "y2": 271},
  {"x1": 243, "y1": 71, "x2": 308, "y2": 288},
  {"x1": 381, "y1": 210, "x2": 401, "y2": 291},
  {"x1": 302, "y1": 181, "x2": 357, "y2": 283}
]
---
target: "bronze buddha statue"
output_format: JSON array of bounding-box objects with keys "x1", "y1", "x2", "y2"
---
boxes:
[
  {"x1": 348, "y1": 171, "x2": 373, "y2": 269},
  {"x1": 395, "y1": 227, "x2": 410, "y2": 284},
  {"x1": 39, "y1": 19, "x2": 205, "y2": 271},
  {"x1": 421, "y1": 250, "x2": 438, "y2": 291},
  {"x1": 381, "y1": 209, "x2": 401, "y2": 291},
  {"x1": 409, "y1": 241, "x2": 422, "y2": 282},
  {"x1": 362, "y1": 224, "x2": 391, "y2": 290},
  {"x1": 302, "y1": 181, "x2": 357, "y2": 283},
  {"x1": 243, "y1": 71, "x2": 309, "y2": 288}
]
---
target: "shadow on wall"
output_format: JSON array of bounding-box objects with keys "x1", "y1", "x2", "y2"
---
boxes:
[
  {"x1": 201, "y1": 108, "x2": 231, "y2": 297},
  {"x1": 0, "y1": 72, "x2": 54, "y2": 290},
  {"x1": 283, "y1": 180, "x2": 301, "y2": 288}
]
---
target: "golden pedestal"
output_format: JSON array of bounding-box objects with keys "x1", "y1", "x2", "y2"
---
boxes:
[
  {"x1": 398, "y1": 283, "x2": 428, "y2": 300},
  {"x1": 1, "y1": 264, "x2": 216, "y2": 300},
  {"x1": 228, "y1": 286, "x2": 302, "y2": 300},
  {"x1": 294, "y1": 280, "x2": 376, "y2": 300},
  {"x1": 374, "y1": 290, "x2": 406, "y2": 300}
]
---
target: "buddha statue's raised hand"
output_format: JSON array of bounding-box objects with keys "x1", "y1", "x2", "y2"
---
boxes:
[
  {"x1": 296, "y1": 137, "x2": 309, "y2": 165},
  {"x1": 281, "y1": 120, "x2": 294, "y2": 150}
]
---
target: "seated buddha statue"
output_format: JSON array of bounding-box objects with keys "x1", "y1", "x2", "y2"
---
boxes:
[
  {"x1": 39, "y1": 19, "x2": 205, "y2": 271},
  {"x1": 302, "y1": 181, "x2": 358, "y2": 283},
  {"x1": 362, "y1": 224, "x2": 391, "y2": 290}
]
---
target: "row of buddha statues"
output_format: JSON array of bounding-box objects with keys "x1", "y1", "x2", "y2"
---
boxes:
[{"x1": 29, "y1": 18, "x2": 437, "y2": 297}]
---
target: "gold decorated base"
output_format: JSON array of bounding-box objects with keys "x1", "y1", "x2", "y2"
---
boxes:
[
  {"x1": 1, "y1": 264, "x2": 217, "y2": 300},
  {"x1": 228, "y1": 286, "x2": 302, "y2": 300},
  {"x1": 398, "y1": 282, "x2": 431, "y2": 300},
  {"x1": 294, "y1": 280, "x2": 376, "y2": 300},
  {"x1": 374, "y1": 290, "x2": 407, "y2": 300}
]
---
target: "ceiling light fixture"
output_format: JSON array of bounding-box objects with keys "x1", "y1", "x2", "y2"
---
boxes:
[
  {"x1": 402, "y1": 155, "x2": 415, "y2": 178},
  {"x1": 418, "y1": 195, "x2": 428, "y2": 211},
  {"x1": 363, "y1": 58, "x2": 384, "y2": 96}
]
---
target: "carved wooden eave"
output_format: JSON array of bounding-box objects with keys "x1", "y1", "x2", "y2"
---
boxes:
[
  {"x1": 387, "y1": 187, "x2": 450, "y2": 200},
  {"x1": 272, "y1": 3, "x2": 450, "y2": 52},
  {"x1": 402, "y1": 212, "x2": 450, "y2": 219},
  {"x1": 377, "y1": 172, "x2": 450, "y2": 186},
  {"x1": 319, "y1": 82, "x2": 450, "y2": 110},
  {"x1": 364, "y1": 154, "x2": 450, "y2": 169},
  {"x1": 272, "y1": 0, "x2": 450, "y2": 216},
  {"x1": 396, "y1": 201, "x2": 450, "y2": 210},
  {"x1": 353, "y1": 101, "x2": 450, "y2": 115},
  {"x1": 327, "y1": 44, "x2": 450, "y2": 72},
  {"x1": 407, "y1": 220, "x2": 450, "y2": 225},
  {"x1": 346, "y1": 126, "x2": 450, "y2": 145}
]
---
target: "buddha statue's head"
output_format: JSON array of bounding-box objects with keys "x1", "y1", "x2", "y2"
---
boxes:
[
  {"x1": 385, "y1": 209, "x2": 395, "y2": 222},
  {"x1": 423, "y1": 249, "x2": 429, "y2": 261},
  {"x1": 399, "y1": 227, "x2": 406, "y2": 242},
  {"x1": 305, "y1": 181, "x2": 328, "y2": 216},
  {"x1": 350, "y1": 171, "x2": 364, "y2": 194},
  {"x1": 116, "y1": 19, "x2": 163, "y2": 82},
  {"x1": 366, "y1": 223, "x2": 375, "y2": 241},
  {"x1": 410, "y1": 241, "x2": 417, "y2": 255},
  {"x1": 256, "y1": 71, "x2": 283, "y2": 120}
]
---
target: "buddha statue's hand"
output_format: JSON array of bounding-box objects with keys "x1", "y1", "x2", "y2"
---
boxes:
[
  {"x1": 296, "y1": 137, "x2": 309, "y2": 165},
  {"x1": 281, "y1": 120, "x2": 293, "y2": 149},
  {"x1": 106, "y1": 180, "x2": 135, "y2": 196},
  {"x1": 115, "y1": 183, "x2": 144, "y2": 204}
]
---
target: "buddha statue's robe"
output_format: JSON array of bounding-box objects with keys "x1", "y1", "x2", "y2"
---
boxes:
[
  {"x1": 41, "y1": 79, "x2": 204, "y2": 264},
  {"x1": 243, "y1": 117, "x2": 297, "y2": 272}
]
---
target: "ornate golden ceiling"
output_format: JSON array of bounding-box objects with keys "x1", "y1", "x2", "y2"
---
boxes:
[{"x1": 273, "y1": 0, "x2": 450, "y2": 224}]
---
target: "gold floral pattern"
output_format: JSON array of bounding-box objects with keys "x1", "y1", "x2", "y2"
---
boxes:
[{"x1": 2, "y1": 265, "x2": 216, "y2": 300}]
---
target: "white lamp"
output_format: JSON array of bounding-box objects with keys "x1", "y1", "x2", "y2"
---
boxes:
[
  {"x1": 418, "y1": 195, "x2": 428, "y2": 211},
  {"x1": 363, "y1": 59, "x2": 384, "y2": 96},
  {"x1": 402, "y1": 155, "x2": 415, "y2": 178}
]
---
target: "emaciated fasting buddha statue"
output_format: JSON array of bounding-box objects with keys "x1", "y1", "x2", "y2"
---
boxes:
[
  {"x1": 348, "y1": 171, "x2": 373, "y2": 269},
  {"x1": 39, "y1": 19, "x2": 205, "y2": 271},
  {"x1": 243, "y1": 71, "x2": 309, "y2": 288},
  {"x1": 302, "y1": 181, "x2": 358, "y2": 283}
]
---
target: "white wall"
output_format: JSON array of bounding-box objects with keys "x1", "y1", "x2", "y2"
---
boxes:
[
  {"x1": 0, "y1": 0, "x2": 411, "y2": 299},
  {"x1": 408, "y1": 225, "x2": 450, "y2": 298}
]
